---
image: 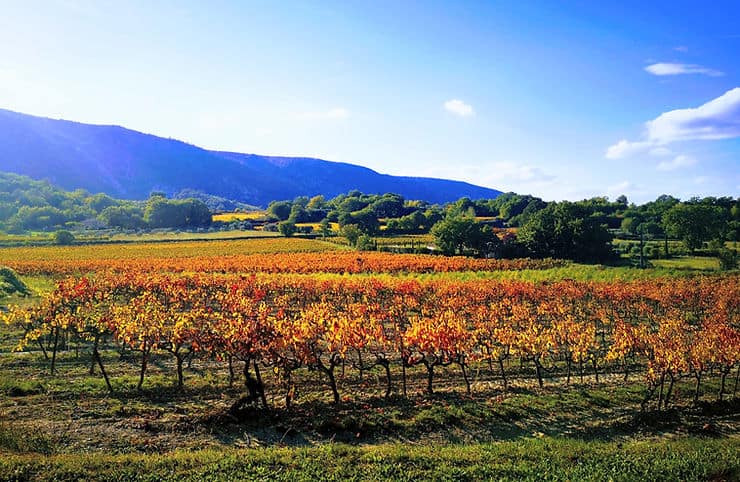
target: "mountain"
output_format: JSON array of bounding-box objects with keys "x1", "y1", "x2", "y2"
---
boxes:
[{"x1": 0, "y1": 108, "x2": 501, "y2": 206}]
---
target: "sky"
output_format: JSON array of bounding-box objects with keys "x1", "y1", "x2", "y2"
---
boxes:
[{"x1": 1, "y1": 0, "x2": 738, "y2": 203}]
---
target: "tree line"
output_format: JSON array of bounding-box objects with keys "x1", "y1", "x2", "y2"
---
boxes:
[
  {"x1": 265, "y1": 191, "x2": 739, "y2": 264},
  {"x1": 1, "y1": 172, "x2": 737, "y2": 264},
  {"x1": 0, "y1": 173, "x2": 212, "y2": 232}
]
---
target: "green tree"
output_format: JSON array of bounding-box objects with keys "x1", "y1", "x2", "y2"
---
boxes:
[
  {"x1": 718, "y1": 247, "x2": 738, "y2": 270},
  {"x1": 517, "y1": 202, "x2": 613, "y2": 262},
  {"x1": 182, "y1": 199, "x2": 212, "y2": 226},
  {"x1": 447, "y1": 197, "x2": 476, "y2": 217},
  {"x1": 338, "y1": 197, "x2": 368, "y2": 213},
  {"x1": 286, "y1": 203, "x2": 303, "y2": 222},
  {"x1": 340, "y1": 224, "x2": 362, "y2": 247},
  {"x1": 98, "y1": 205, "x2": 146, "y2": 230},
  {"x1": 144, "y1": 197, "x2": 185, "y2": 228},
  {"x1": 431, "y1": 216, "x2": 497, "y2": 256},
  {"x1": 319, "y1": 218, "x2": 332, "y2": 238},
  {"x1": 620, "y1": 216, "x2": 640, "y2": 235},
  {"x1": 85, "y1": 193, "x2": 117, "y2": 212},
  {"x1": 267, "y1": 201, "x2": 292, "y2": 221},
  {"x1": 278, "y1": 221, "x2": 297, "y2": 237},
  {"x1": 7, "y1": 206, "x2": 67, "y2": 232},
  {"x1": 662, "y1": 203, "x2": 726, "y2": 252},
  {"x1": 371, "y1": 194, "x2": 405, "y2": 218},
  {"x1": 53, "y1": 230, "x2": 75, "y2": 245},
  {"x1": 356, "y1": 234, "x2": 376, "y2": 251},
  {"x1": 354, "y1": 208, "x2": 381, "y2": 234},
  {"x1": 144, "y1": 198, "x2": 211, "y2": 229},
  {"x1": 386, "y1": 211, "x2": 427, "y2": 234},
  {"x1": 306, "y1": 195, "x2": 326, "y2": 210}
]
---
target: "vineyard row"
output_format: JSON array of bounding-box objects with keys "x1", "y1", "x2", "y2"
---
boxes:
[
  {"x1": 1, "y1": 251, "x2": 566, "y2": 276},
  {"x1": 3, "y1": 273, "x2": 738, "y2": 410}
]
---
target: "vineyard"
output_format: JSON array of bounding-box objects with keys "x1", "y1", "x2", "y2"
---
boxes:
[
  {"x1": 5, "y1": 273, "x2": 738, "y2": 411},
  {"x1": 1, "y1": 238, "x2": 739, "y2": 480},
  {"x1": 0, "y1": 241, "x2": 566, "y2": 276}
]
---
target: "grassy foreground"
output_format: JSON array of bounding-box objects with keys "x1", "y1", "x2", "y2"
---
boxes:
[{"x1": 1, "y1": 437, "x2": 738, "y2": 482}]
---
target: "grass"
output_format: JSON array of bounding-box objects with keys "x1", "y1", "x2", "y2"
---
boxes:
[
  {"x1": 375, "y1": 234, "x2": 435, "y2": 245},
  {"x1": 106, "y1": 229, "x2": 281, "y2": 241},
  {"x1": 0, "y1": 438, "x2": 737, "y2": 481},
  {"x1": 0, "y1": 423, "x2": 55, "y2": 455},
  {"x1": 0, "y1": 340, "x2": 736, "y2": 480},
  {"x1": 266, "y1": 262, "x2": 728, "y2": 283},
  {"x1": 652, "y1": 256, "x2": 720, "y2": 271},
  {"x1": 0, "y1": 339, "x2": 737, "y2": 453},
  {"x1": 0, "y1": 229, "x2": 285, "y2": 247},
  {"x1": 0, "y1": 375, "x2": 45, "y2": 396}
]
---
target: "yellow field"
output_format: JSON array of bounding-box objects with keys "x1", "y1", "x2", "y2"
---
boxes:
[
  {"x1": 107, "y1": 230, "x2": 281, "y2": 241},
  {"x1": 212, "y1": 211, "x2": 268, "y2": 222},
  {"x1": 295, "y1": 222, "x2": 340, "y2": 232},
  {"x1": 0, "y1": 237, "x2": 340, "y2": 263}
]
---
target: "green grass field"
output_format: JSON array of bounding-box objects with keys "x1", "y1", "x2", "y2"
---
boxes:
[
  {"x1": 651, "y1": 256, "x2": 721, "y2": 271},
  {"x1": 1, "y1": 438, "x2": 737, "y2": 481}
]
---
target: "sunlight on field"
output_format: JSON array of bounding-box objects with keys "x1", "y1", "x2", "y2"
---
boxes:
[
  {"x1": 108, "y1": 230, "x2": 280, "y2": 242},
  {"x1": 212, "y1": 211, "x2": 268, "y2": 222},
  {"x1": 652, "y1": 256, "x2": 720, "y2": 271},
  {"x1": 0, "y1": 237, "x2": 339, "y2": 263},
  {"x1": 295, "y1": 222, "x2": 339, "y2": 232}
]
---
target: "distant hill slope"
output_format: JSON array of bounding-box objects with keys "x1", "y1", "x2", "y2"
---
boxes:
[{"x1": 0, "y1": 108, "x2": 501, "y2": 206}]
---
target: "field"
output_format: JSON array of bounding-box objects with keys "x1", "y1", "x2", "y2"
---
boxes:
[
  {"x1": 1, "y1": 236, "x2": 738, "y2": 481},
  {"x1": 0, "y1": 229, "x2": 288, "y2": 249},
  {"x1": 212, "y1": 212, "x2": 268, "y2": 222},
  {"x1": 0, "y1": 237, "x2": 338, "y2": 262}
]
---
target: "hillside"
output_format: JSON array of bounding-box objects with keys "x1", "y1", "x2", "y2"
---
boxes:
[{"x1": 0, "y1": 108, "x2": 501, "y2": 206}]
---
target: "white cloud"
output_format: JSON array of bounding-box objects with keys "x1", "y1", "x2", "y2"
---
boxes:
[
  {"x1": 673, "y1": 46, "x2": 689, "y2": 53},
  {"x1": 293, "y1": 107, "x2": 349, "y2": 120},
  {"x1": 657, "y1": 154, "x2": 697, "y2": 171},
  {"x1": 647, "y1": 87, "x2": 740, "y2": 142},
  {"x1": 605, "y1": 140, "x2": 653, "y2": 159},
  {"x1": 605, "y1": 87, "x2": 740, "y2": 159},
  {"x1": 444, "y1": 99, "x2": 475, "y2": 117},
  {"x1": 649, "y1": 146, "x2": 672, "y2": 157},
  {"x1": 645, "y1": 63, "x2": 724, "y2": 77}
]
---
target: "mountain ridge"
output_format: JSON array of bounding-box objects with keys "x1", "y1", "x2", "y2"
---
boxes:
[{"x1": 0, "y1": 108, "x2": 501, "y2": 206}]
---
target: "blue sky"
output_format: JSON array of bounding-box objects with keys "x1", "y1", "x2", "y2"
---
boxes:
[{"x1": 1, "y1": 0, "x2": 738, "y2": 202}]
